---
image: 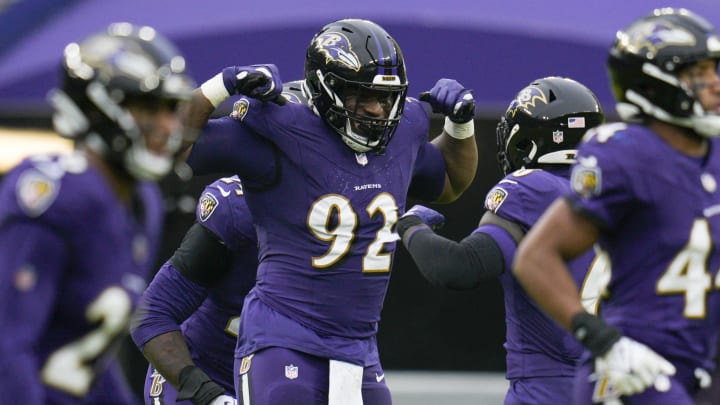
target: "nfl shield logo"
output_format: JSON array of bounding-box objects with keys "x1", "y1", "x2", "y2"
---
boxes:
[
  {"x1": 285, "y1": 364, "x2": 299, "y2": 380},
  {"x1": 552, "y1": 130, "x2": 564, "y2": 144},
  {"x1": 355, "y1": 153, "x2": 368, "y2": 166}
]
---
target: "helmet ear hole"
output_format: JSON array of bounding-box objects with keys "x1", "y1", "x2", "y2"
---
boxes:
[{"x1": 515, "y1": 139, "x2": 533, "y2": 155}]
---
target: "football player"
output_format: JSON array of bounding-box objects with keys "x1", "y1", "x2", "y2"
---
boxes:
[
  {"x1": 130, "y1": 82, "x2": 308, "y2": 405},
  {"x1": 0, "y1": 23, "x2": 193, "y2": 404},
  {"x1": 180, "y1": 18, "x2": 478, "y2": 405},
  {"x1": 514, "y1": 8, "x2": 720, "y2": 404},
  {"x1": 131, "y1": 176, "x2": 253, "y2": 405},
  {"x1": 396, "y1": 76, "x2": 605, "y2": 405}
]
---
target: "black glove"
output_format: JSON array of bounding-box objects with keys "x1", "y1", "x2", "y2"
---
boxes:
[{"x1": 177, "y1": 365, "x2": 226, "y2": 405}]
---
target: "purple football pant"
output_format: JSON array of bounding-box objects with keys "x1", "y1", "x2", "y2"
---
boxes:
[
  {"x1": 235, "y1": 347, "x2": 391, "y2": 405},
  {"x1": 504, "y1": 376, "x2": 574, "y2": 405},
  {"x1": 143, "y1": 366, "x2": 192, "y2": 405},
  {"x1": 143, "y1": 366, "x2": 235, "y2": 405}
]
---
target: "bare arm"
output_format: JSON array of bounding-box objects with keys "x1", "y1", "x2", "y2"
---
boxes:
[
  {"x1": 178, "y1": 89, "x2": 217, "y2": 160},
  {"x1": 141, "y1": 331, "x2": 194, "y2": 387},
  {"x1": 432, "y1": 132, "x2": 478, "y2": 203},
  {"x1": 513, "y1": 198, "x2": 598, "y2": 330}
]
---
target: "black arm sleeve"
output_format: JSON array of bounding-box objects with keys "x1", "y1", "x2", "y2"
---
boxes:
[
  {"x1": 403, "y1": 229, "x2": 505, "y2": 291},
  {"x1": 169, "y1": 222, "x2": 232, "y2": 287}
]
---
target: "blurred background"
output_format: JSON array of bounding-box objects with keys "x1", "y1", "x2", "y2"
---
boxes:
[{"x1": 1, "y1": 1, "x2": 718, "y2": 403}]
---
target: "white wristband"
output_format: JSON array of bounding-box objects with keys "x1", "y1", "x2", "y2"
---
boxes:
[
  {"x1": 200, "y1": 72, "x2": 231, "y2": 108},
  {"x1": 443, "y1": 117, "x2": 474, "y2": 139}
]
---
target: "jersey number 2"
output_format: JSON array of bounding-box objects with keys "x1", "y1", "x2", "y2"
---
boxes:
[
  {"x1": 307, "y1": 193, "x2": 399, "y2": 273},
  {"x1": 40, "y1": 287, "x2": 132, "y2": 396}
]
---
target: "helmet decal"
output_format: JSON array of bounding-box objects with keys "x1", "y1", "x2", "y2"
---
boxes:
[
  {"x1": 368, "y1": 30, "x2": 399, "y2": 77},
  {"x1": 314, "y1": 32, "x2": 361, "y2": 71},
  {"x1": 507, "y1": 85, "x2": 549, "y2": 118},
  {"x1": 619, "y1": 21, "x2": 696, "y2": 55}
]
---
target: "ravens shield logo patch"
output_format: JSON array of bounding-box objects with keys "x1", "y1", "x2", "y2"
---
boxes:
[
  {"x1": 484, "y1": 187, "x2": 508, "y2": 213},
  {"x1": 571, "y1": 165, "x2": 602, "y2": 198},
  {"x1": 231, "y1": 98, "x2": 250, "y2": 121},
  {"x1": 198, "y1": 193, "x2": 219, "y2": 222}
]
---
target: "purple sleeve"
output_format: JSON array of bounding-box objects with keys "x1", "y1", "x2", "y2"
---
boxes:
[
  {"x1": 408, "y1": 141, "x2": 446, "y2": 202},
  {"x1": 0, "y1": 222, "x2": 66, "y2": 403},
  {"x1": 196, "y1": 178, "x2": 256, "y2": 250},
  {"x1": 130, "y1": 262, "x2": 208, "y2": 351},
  {"x1": 188, "y1": 117, "x2": 278, "y2": 185},
  {"x1": 567, "y1": 135, "x2": 636, "y2": 230}
]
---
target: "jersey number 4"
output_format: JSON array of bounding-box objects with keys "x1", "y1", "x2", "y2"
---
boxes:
[
  {"x1": 657, "y1": 218, "x2": 720, "y2": 319},
  {"x1": 307, "y1": 193, "x2": 399, "y2": 273}
]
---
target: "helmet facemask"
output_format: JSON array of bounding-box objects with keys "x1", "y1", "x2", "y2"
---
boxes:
[
  {"x1": 617, "y1": 60, "x2": 720, "y2": 137},
  {"x1": 608, "y1": 8, "x2": 720, "y2": 137},
  {"x1": 314, "y1": 69, "x2": 406, "y2": 153}
]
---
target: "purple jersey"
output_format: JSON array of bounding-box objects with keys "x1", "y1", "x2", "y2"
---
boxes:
[
  {"x1": 568, "y1": 123, "x2": 720, "y2": 393},
  {"x1": 132, "y1": 175, "x2": 258, "y2": 396},
  {"x1": 481, "y1": 169, "x2": 598, "y2": 404},
  {"x1": 189, "y1": 96, "x2": 445, "y2": 366},
  {"x1": 0, "y1": 152, "x2": 163, "y2": 404}
]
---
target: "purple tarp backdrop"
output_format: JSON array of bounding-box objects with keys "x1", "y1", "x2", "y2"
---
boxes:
[{"x1": 0, "y1": 0, "x2": 718, "y2": 114}]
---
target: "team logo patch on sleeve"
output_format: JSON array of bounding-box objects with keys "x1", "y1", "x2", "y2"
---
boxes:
[
  {"x1": 231, "y1": 98, "x2": 250, "y2": 121},
  {"x1": 16, "y1": 170, "x2": 59, "y2": 217},
  {"x1": 198, "y1": 192, "x2": 219, "y2": 222},
  {"x1": 571, "y1": 157, "x2": 602, "y2": 198},
  {"x1": 484, "y1": 186, "x2": 508, "y2": 213}
]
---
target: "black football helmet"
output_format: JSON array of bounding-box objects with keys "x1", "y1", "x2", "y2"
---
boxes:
[
  {"x1": 497, "y1": 77, "x2": 604, "y2": 175},
  {"x1": 608, "y1": 8, "x2": 720, "y2": 137},
  {"x1": 48, "y1": 22, "x2": 195, "y2": 180},
  {"x1": 304, "y1": 19, "x2": 408, "y2": 154},
  {"x1": 281, "y1": 80, "x2": 311, "y2": 105}
]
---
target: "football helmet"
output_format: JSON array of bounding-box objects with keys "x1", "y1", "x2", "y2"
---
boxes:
[
  {"x1": 49, "y1": 22, "x2": 195, "y2": 180},
  {"x1": 608, "y1": 8, "x2": 720, "y2": 137},
  {"x1": 497, "y1": 77, "x2": 604, "y2": 175},
  {"x1": 304, "y1": 19, "x2": 408, "y2": 154},
  {"x1": 281, "y1": 80, "x2": 310, "y2": 105}
]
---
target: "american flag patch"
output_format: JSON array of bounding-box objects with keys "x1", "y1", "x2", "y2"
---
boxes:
[{"x1": 568, "y1": 117, "x2": 585, "y2": 128}]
